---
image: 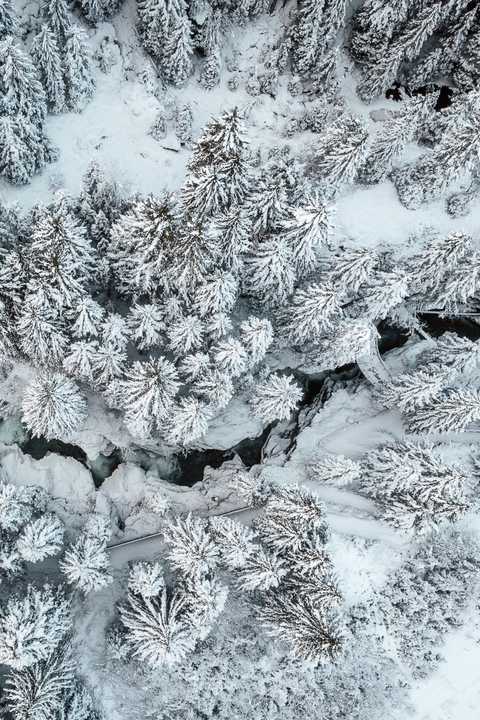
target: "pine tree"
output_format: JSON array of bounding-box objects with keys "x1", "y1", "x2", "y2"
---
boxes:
[
  {"x1": 244, "y1": 237, "x2": 295, "y2": 308},
  {"x1": 128, "y1": 303, "x2": 164, "y2": 350},
  {"x1": 167, "y1": 314, "x2": 204, "y2": 356},
  {"x1": 250, "y1": 373, "x2": 303, "y2": 423},
  {"x1": 17, "y1": 290, "x2": 68, "y2": 366},
  {"x1": 42, "y1": 0, "x2": 71, "y2": 41},
  {"x1": 280, "y1": 282, "x2": 342, "y2": 346},
  {"x1": 204, "y1": 311, "x2": 232, "y2": 341},
  {"x1": 292, "y1": 0, "x2": 345, "y2": 78},
  {"x1": 118, "y1": 357, "x2": 180, "y2": 437},
  {"x1": 418, "y1": 332, "x2": 480, "y2": 376},
  {"x1": 237, "y1": 546, "x2": 286, "y2": 591},
  {"x1": 175, "y1": 103, "x2": 193, "y2": 144},
  {"x1": 0, "y1": 483, "x2": 34, "y2": 532},
  {"x1": 281, "y1": 194, "x2": 332, "y2": 273},
  {"x1": 119, "y1": 587, "x2": 195, "y2": 667},
  {"x1": 194, "y1": 271, "x2": 237, "y2": 317},
  {"x1": 27, "y1": 200, "x2": 93, "y2": 308},
  {"x1": 164, "y1": 10, "x2": 193, "y2": 86},
  {"x1": 63, "y1": 340, "x2": 98, "y2": 382},
  {"x1": 0, "y1": 585, "x2": 71, "y2": 669},
  {"x1": 376, "y1": 364, "x2": 453, "y2": 415},
  {"x1": 63, "y1": 26, "x2": 95, "y2": 111},
  {"x1": 199, "y1": 50, "x2": 221, "y2": 89},
  {"x1": 4, "y1": 643, "x2": 74, "y2": 720},
  {"x1": 182, "y1": 166, "x2": 227, "y2": 222},
  {"x1": 101, "y1": 312, "x2": 130, "y2": 352},
  {"x1": 309, "y1": 454, "x2": 361, "y2": 487},
  {"x1": 164, "y1": 513, "x2": 219, "y2": 579},
  {"x1": 314, "y1": 114, "x2": 369, "y2": 187},
  {"x1": 193, "y1": 368, "x2": 234, "y2": 409},
  {"x1": 22, "y1": 373, "x2": 87, "y2": 440},
  {"x1": 0, "y1": 116, "x2": 34, "y2": 185},
  {"x1": 240, "y1": 316, "x2": 273, "y2": 365},
  {"x1": 407, "y1": 388, "x2": 480, "y2": 434},
  {"x1": 138, "y1": 0, "x2": 169, "y2": 61},
  {"x1": 208, "y1": 208, "x2": 252, "y2": 272},
  {"x1": 92, "y1": 344, "x2": 126, "y2": 387},
  {"x1": 109, "y1": 194, "x2": 177, "y2": 297},
  {"x1": 79, "y1": 0, "x2": 119, "y2": 24},
  {"x1": 0, "y1": 0, "x2": 16, "y2": 39},
  {"x1": 78, "y1": 161, "x2": 123, "y2": 245},
  {"x1": 17, "y1": 514, "x2": 64, "y2": 563},
  {"x1": 325, "y1": 246, "x2": 378, "y2": 296},
  {"x1": 166, "y1": 396, "x2": 212, "y2": 445},
  {"x1": 208, "y1": 516, "x2": 256, "y2": 570},
  {"x1": 128, "y1": 561, "x2": 165, "y2": 598},
  {"x1": 178, "y1": 351, "x2": 210, "y2": 382},
  {"x1": 71, "y1": 297, "x2": 104, "y2": 338},
  {"x1": 31, "y1": 25, "x2": 66, "y2": 114},
  {"x1": 361, "y1": 269, "x2": 409, "y2": 322},
  {"x1": 60, "y1": 525, "x2": 112, "y2": 594},
  {"x1": 170, "y1": 222, "x2": 219, "y2": 295},
  {"x1": 213, "y1": 336, "x2": 247, "y2": 377},
  {"x1": 260, "y1": 595, "x2": 342, "y2": 661}
]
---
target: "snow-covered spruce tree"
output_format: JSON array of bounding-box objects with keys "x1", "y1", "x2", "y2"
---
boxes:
[
  {"x1": 16, "y1": 291, "x2": 66, "y2": 366},
  {"x1": 63, "y1": 26, "x2": 95, "y2": 112},
  {"x1": 26, "y1": 199, "x2": 94, "y2": 308},
  {"x1": 63, "y1": 340, "x2": 98, "y2": 382},
  {"x1": 291, "y1": 0, "x2": 345, "y2": 78},
  {"x1": 128, "y1": 303, "x2": 164, "y2": 350},
  {"x1": 118, "y1": 357, "x2": 180, "y2": 437},
  {"x1": 60, "y1": 518, "x2": 112, "y2": 594},
  {"x1": 167, "y1": 314, "x2": 204, "y2": 356},
  {"x1": 79, "y1": 0, "x2": 121, "y2": 24},
  {"x1": 406, "y1": 387, "x2": 480, "y2": 434},
  {"x1": 376, "y1": 364, "x2": 453, "y2": 414},
  {"x1": 193, "y1": 367, "x2": 234, "y2": 409},
  {"x1": 0, "y1": 482, "x2": 35, "y2": 533},
  {"x1": 109, "y1": 194, "x2": 177, "y2": 297},
  {"x1": 0, "y1": 0, "x2": 16, "y2": 39},
  {"x1": 119, "y1": 585, "x2": 196, "y2": 667},
  {"x1": 22, "y1": 373, "x2": 87, "y2": 440},
  {"x1": 244, "y1": 237, "x2": 295, "y2": 308},
  {"x1": 250, "y1": 373, "x2": 303, "y2": 423},
  {"x1": 208, "y1": 516, "x2": 256, "y2": 570},
  {"x1": 78, "y1": 161, "x2": 123, "y2": 246},
  {"x1": 240, "y1": 316, "x2": 273, "y2": 366},
  {"x1": 129, "y1": 561, "x2": 165, "y2": 598},
  {"x1": 137, "y1": 0, "x2": 169, "y2": 61},
  {"x1": 359, "y1": 96, "x2": 434, "y2": 184},
  {"x1": 31, "y1": 25, "x2": 66, "y2": 114},
  {"x1": 164, "y1": 514, "x2": 219, "y2": 580},
  {"x1": 281, "y1": 193, "x2": 332, "y2": 274},
  {"x1": 4, "y1": 642, "x2": 74, "y2": 720},
  {"x1": 101, "y1": 312, "x2": 129, "y2": 351},
  {"x1": 175, "y1": 102, "x2": 193, "y2": 144},
  {"x1": 163, "y1": 7, "x2": 193, "y2": 86},
  {"x1": 418, "y1": 332, "x2": 480, "y2": 376},
  {"x1": 17, "y1": 514, "x2": 64, "y2": 563},
  {"x1": 212, "y1": 336, "x2": 247, "y2": 377},
  {"x1": 42, "y1": 0, "x2": 71, "y2": 41},
  {"x1": 0, "y1": 584, "x2": 71, "y2": 669},
  {"x1": 314, "y1": 114, "x2": 369, "y2": 188},
  {"x1": 166, "y1": 396, "x2": 212, "y2": 446},
  {"x1": 194, "y1": 271, "x2": 237, "y2": 318},
  {"x1": 208, "y1": 208, "x2": 252, "y2": 272},
  {"x1": 280, "y1": 282, "x2": 342, "y2": 346},
  {"x1": 260, "y1": 594, "x2": 342, "y2": 661},
  {"x1": 236, "y1": 546, "x2": 287, "y2": 591},
  {"x1": 309, "y1": 454, "x2": 362, "y2": 487},
  {"x1": 199, "y1": 50, "x2": 221, "y2": 89},
  {"x1": 170, "y1": 221, "x2": 219, "y2": 295},
  {"x1": 93, "y1": 343, "x2": 126, "y2": 388},
  {"x1": 360, "y1": 269, "x2": 409, "y2": 322},
  {"x1": 0, "y1": 38, "x2": 53, "y2": 183},
  {"x1": 71, "y1": 296, "x2": 104, "y2": 338}
]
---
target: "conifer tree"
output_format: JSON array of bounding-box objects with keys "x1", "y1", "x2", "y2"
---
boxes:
[
  {"x1": 119, "y1": 586, "x2": 195, "y2": 667},
  {"x1": 175, "y1": 103, "x2": 193, "y2": 144},
  {"x1": 166, "y1": 396, "x2": 212, "y2": 445},
  {"x1": 31, "y1": 25, "x2": 66, "y2": 114},
  {"x1": 237, "y1": 546, "x2": 286, "y2": 591},
  {"x1": 129, "y1": 561, "x2": 165, "y2": 598},
  {"x1": 240, "y1": 316, "x2": 273, "y2": 365},
  {"x1": 250, "y1": 373, "x2": 303, "y2": 423},
  {"x1": 17, "y1": 514, "x2": 64, "y2": 563},
  {"x1": 4, "y1": 644, "x2": 74, "y2": 720},
  {"x1": 63, "y1": 339, "x2": 98, "y2": 382},
  {"x1": 193, "y1": 367, "x2": 234, "y2": 409},
  {"x1": 376, "y1": 364, "x2": 453, "y2": 415},
  {"x1": 164, "y1": 10, "x2": 193, "y2": 86},
  {"x1": 60, "y1": 522, "x2": 112, "y2": 594},
  {"x1": 164, "y1": 513, "x2": 219, "y2": 579},
  {"x1": 0, "y1": 483, "x2": 34, "y2": 532},
  {"x1": 194, "y1": 271, "x2": 237, "y2": 317},
  {"x1": 17, "y1": 290, "x2": 68, "y2": 366},
  {"x1": 167, "y1": 314, "x2": 204, "y2": 356},
  {"x1": 244, "y1": 237, "x2": 295, "y2": 308},
  {"x1": 199, "y1": 50, "x2": 221, "y2": 89},
  {"x1": 22, "y1": 373, "x2": 87, "y2": 440},
  {"x1": 0, "y1": 585, "x2": 71, "y2": 669},
  {"x1": 42, "y1": 0, "x2": 71, "y2": 41},
  {"x1": 63, "y1": 26, "x2": 95, "y2": 112},
  {"x1": 314, "y1": 114, "x2": 369, "y2": 187},
  {"x1": 281, "y1": 282, "x2": 342, "y2": 346},
  {"x1": 281, "y1": 194, "x2": 332, "y2": 273},
  {"x1": 118, "y1": 357, "x2": 180, "y2": 437},
  {"x1": 128, "y1": 303, "x2": 164, "y2": 350},
  {"x1": 213, "y1": 336, "x2": 247, "y2": 377},
  {"x1": 138, "y1": 0, "x2": 169, "y2": 61},
  {"x1": 71, "y1": 296, "x2": 104, "y2": 338},
  {"x1": 208, "y1": 208, "x2": 252, "y2": 272},
  {"x1": 0, "y1": 0, "x2": 16, "y2": 39},
  {"x1": 407, "y1": 388, "x2": 480, "y2": 434}
]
